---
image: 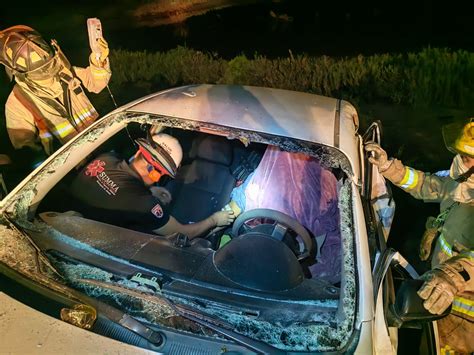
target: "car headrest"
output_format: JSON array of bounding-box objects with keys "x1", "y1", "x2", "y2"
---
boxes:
[{"x1": 190, "y1": 136, "x2": 232, "y2": 166}]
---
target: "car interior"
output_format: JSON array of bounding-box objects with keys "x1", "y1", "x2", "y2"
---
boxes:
[{"x1": 27, "y1": 121, "x2": 346, "y2": 328}]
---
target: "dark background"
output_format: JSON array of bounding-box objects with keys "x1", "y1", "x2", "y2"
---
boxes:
[
  {"x1": 1, "y1": 0, "x2": 472, "y2": 333},
  {"x1": 1, "y1": 0, "x2": 473, "y2": 60}
]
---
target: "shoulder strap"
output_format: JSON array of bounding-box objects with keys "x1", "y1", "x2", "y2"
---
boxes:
[
  {"x1": 12, "y1": 86, "x2": 47, "y2": 127},
  {"x1": 434, "y1": 202, "x2": 459, "y2": 227}
]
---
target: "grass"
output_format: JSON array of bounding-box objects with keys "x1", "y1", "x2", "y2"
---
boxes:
[{"x1": 109, "y1": 47, "x2": 474, "y2": 108}]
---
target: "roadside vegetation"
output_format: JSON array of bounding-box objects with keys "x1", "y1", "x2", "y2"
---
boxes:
[{"x1": 110, "y1": 47, "x2": 474, "y2": 108}]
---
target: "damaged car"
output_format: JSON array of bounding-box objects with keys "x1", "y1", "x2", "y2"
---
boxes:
[{"x1": 0, "y1": 85, "x2": 443, "y2": 353}]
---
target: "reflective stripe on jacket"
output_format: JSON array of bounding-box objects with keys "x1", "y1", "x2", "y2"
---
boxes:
[{"x1": 5, "y1": 57, "x2": 111, "y2": 155}]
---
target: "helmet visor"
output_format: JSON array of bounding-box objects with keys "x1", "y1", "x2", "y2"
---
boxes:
[{"x1": 25, "y1": 51, "x2": 62, "y2": 80}]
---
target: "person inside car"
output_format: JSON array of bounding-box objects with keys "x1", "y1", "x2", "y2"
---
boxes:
[{"x1": 70, "y1": 132, "x2": 235, "y2": 237}]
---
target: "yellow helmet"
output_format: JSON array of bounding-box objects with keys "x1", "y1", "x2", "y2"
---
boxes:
[{"x1": 442, "y1": 118, "x2": 474, "y2": 158}]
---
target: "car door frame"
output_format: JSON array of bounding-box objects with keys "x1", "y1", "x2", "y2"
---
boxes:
[{"x1": 360, "y1": 121, "x2": 440, "y2": 354}]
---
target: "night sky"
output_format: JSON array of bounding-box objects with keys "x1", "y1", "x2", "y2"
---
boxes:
[{"x1": 1, "y1": 0, "x2": 473, "y2": 59}]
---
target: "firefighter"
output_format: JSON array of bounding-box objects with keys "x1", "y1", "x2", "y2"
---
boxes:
[
  {"x1": 365, "y1": 119, "x2": 474, "y2": 354},
  {"x1": 0, "y1": 25, "x2": 111, "y2": 156},
  {"x1": 70, "y1": 132, "x2": 235, "y2": 237}
]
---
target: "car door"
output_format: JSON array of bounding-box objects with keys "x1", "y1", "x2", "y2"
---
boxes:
[
  {"x1": 372, "y1": 249, "x2": 441, "y2": 355},
  {"x1": 361, "y1": 121, "x2": 440, "y2": 354}
]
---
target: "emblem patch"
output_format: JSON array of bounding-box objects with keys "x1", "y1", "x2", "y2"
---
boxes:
[
  {"x1": 85, "y1": 159, "x2": 105, "y2": 177},
  {"x1": 151, "y1": 203, "x2": 164, "y2": 218},
  {"x1": 84, "y1": 159, "x2": 119, "y2": 195}
]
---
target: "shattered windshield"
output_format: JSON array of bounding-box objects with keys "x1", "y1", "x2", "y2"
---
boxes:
[{"x1": 2, "y1": 115, "x2": 357, "y2": 352}]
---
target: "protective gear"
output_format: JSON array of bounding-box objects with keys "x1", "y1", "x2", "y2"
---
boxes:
[
  {"x1": 89, "y1": 37, "x2": 109, "y2": 68},
  {"x1": 419, "y1": 216, "x2": 439, "y2": 261},
  {"x1": 7, "y1": 70, "x2": 105, "y2": 154},
  {"x1": 443, "y1": 119, "x2": 474, "y2": 158},
  {"x1": 1, "y1": 25, "x2": 111, "y2": 155},
  {"x1": 450, "y1": 154, "x2": 471, "y2": 181},
  {"x1": 0, "y1": 25, "x2": 54, "y2": 76},
  {"x1": 211, "y1": 210, "x2": 235, "y2": 227},
  {"x1": 146, "y1": 164, "x2": 162, "y2": 183},
  {"x1": 136, "y1": 133, "x2": 183, "y2": 178},
  {"x1": 364, "y1": 142, "x2": 393, "y2": 172},
  {"x1": 375, "y1": 134, "x2": 474, "y2": 353},
  {"x1": 437, "y1": 316, "x2": 474, "y2": 354},
  {"x1": 418, "y1": 257, "x2": 469, "y2": 315},
  {"x1": 448, "y1": 154, "x2": 474, "y2": 204}
]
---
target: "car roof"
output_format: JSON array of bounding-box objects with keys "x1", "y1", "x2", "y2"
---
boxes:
[{"x1": 123, "y1": 85, "x2": 361, "y2": 174}]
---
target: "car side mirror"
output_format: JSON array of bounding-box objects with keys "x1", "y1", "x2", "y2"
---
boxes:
[{"x1": 389, "y1": 279, "x2": 451, "y2": 328}]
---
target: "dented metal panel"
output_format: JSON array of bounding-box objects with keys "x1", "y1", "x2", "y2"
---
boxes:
[{"x1": 125, "y1": 85, "x2": 361, "y2": 177}]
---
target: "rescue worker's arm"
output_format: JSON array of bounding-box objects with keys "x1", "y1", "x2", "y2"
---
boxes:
[
  {"x1": 417, "y1": 254, "x2": 474, "y2": 314},
  {"x1": 154, "y1": 210, "x2": 235, "y2": 239},
  {"x1": 73, "y1": 38, "x2": 111, "y2": 93},
  {"x1": 5, "y1": 92, "x2": 42, "y2": 151},
  {"x1": 365, "y1": 143, "x2": 446, "y2": 202}
]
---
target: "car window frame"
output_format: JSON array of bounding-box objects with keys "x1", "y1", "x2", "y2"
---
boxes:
[
  {"x1": 360, "y1": 121, "x2": 393, "y2": 264},
  {"x1": 372, "y1": 243, "x2": 440, "y2": 354}
]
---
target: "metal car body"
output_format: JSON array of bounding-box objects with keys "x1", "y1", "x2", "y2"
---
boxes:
[{"x1": 0, "y1": 85, "x2": 440, "y2": 354}]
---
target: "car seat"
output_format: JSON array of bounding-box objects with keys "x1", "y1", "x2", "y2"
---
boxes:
[{"x1": 166, "y1": 135, "x2": 236, "y2": 224}]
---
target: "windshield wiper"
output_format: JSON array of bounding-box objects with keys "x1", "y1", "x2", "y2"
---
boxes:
[
  {"x1": 169, "y1": 301, "x2": 284, "y2": 355},
  {"x1": 79, "y1": 278, "x2": 284, "y2": 354}
]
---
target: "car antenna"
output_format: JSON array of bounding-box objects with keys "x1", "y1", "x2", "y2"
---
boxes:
[{"x1": 106, "y1": 84, "x2": 118, "y2": 108}]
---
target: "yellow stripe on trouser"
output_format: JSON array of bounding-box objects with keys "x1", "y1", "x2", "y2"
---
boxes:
[{"x1": 399, "y1": 167, "x2": 419, "y2": 190}]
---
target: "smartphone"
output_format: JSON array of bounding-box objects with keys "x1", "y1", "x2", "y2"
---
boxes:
[{"x1": 87, "y1": 18, "x2": 103, "y2": 53}]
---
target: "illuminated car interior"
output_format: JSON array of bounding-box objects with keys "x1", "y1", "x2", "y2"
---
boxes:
[{"x1": 26, "y1": 121, "x2": 355, "y2": 351}]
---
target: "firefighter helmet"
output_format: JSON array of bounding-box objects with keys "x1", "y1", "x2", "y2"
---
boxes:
[
  {"x1": 443, "y1": 119, "x2": 474, "y2": 158},
  {"x1": 0, "y1": 25, "x2": 58, "y2": 79},
  {"x1": 136, "y1": 133, "x2": 183, "y2": 178}
]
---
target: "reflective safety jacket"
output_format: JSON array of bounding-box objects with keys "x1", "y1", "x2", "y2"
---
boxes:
[
  {"x1": 382, "y1": 159, "x2": 474, "y2": 322},
  {"x1": 5, "y1": 57, "x2": 111, "y2": 155}
]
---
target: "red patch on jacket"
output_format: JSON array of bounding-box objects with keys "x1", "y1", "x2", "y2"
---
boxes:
[
  {"x1": 151, "y1": 203, "x2": 164, "y2": 218},
  {"x1": 85, "y1": 159, "x2": 105, "y2": 177}
]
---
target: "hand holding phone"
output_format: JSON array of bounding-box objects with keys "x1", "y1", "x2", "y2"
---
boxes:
[
  {"x1": 87, "y1": 18, "x2": 103, "y2": 53},
  {"x1": 87, "y1": 18, "x2": 109, "y2": 66}
]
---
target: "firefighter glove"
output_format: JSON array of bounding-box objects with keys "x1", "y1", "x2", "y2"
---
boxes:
[
  {"x1": 364, "y1": 142, "x2": 393, "y2": 172},
  {"x1": 419, "y1": 217, "x2": 438, "y2": 261},
  {"x1": 90, "y1": 37, "x2": 109, "y2": 67},
  {"x1": 418, "y1": 258, "x2": 468, "y2": 314}
]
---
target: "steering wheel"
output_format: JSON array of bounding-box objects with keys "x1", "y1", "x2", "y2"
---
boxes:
[{"x1": 231, "y1": 208, "x2": 314, "y2": 260}]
